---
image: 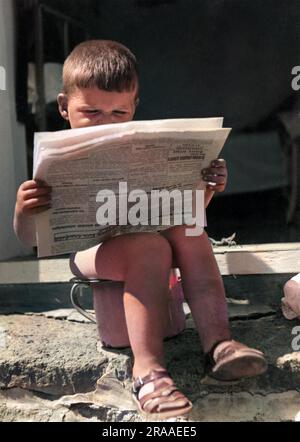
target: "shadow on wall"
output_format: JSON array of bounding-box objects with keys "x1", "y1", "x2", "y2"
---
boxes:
[
  {"x1": 84, "y1": 0, "x2": 300, "y2": 129},
  {"x1": 35, "y1": 0, "x2": 300, "y2": 127}
]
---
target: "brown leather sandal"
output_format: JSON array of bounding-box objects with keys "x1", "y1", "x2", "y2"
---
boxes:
[
  {"x1": 202, "y1": 339, "x2": 268, "y2": 384},
  {"x1": 132, "y1": 369, "x2": 193, "y2": 420}
]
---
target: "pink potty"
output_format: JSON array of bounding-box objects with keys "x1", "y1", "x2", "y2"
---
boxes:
[{"x1": 70, "y1": 270, "x2": 186, "y2": 349}]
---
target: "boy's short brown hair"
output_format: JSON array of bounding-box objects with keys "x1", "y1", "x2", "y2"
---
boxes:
[{"x1": 63, "y1": 40, "x2": 138, "y2": 95}]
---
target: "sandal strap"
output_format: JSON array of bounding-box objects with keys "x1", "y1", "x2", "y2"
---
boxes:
[
  {"x1": 132, "y1": 370, "x2": 193, "y2": 416},
  {"x1": 145, "y1": 395, "x2": 191, "y2": 414},
  {"x1": 139, "y1": 383, "x2": 179, "y2": 409},
  {"x1": 138, "y1": 379, "x2": 191, "y2": 414},
  {"x1": 132, "y1": 369, "x2": 170, "y2": 397},
  {"x1": 204, "y1": 339, "x2": 230, "y2": 373},
  {"x1": 204, "y1": 339, "x2": 266, "y2": 380}
]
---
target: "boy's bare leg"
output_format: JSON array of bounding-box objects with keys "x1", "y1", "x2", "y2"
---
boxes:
[
  {"x1": 72, "y1": 233, "x2": 171, "y2": 378},
  {"x1": 160, "y1": 226, "x2": 267, "y2": 381},
  {"x1": 161, "y1": 226, "x2": 230, "y2": 353},
  {"x1": 72, "y1": 232, "x2": 194, "y2": 417}
]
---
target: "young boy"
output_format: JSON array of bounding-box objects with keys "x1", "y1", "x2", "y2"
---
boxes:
[{"x1": 14, "y1": 40, "x2": 267, "y2": 420}]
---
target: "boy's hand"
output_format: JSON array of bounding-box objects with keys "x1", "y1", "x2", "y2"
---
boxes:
[
  {"x1": 201, "y1": 159, "x2": 227, "y2": 193},
  {"x1": 16, "y1": 180, "x2": 52, "y2": 216}
]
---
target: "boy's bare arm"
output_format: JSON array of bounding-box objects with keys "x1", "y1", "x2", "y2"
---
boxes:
[
  {"x1": 14, "y1": 207, "x2": 37, "y2": 246},
  {"x1": 204, "y1": 188, "x2": 215, "y2": 208},
  {"x1": 14, "y1": 180, "x2": 52, "y2": 246}
]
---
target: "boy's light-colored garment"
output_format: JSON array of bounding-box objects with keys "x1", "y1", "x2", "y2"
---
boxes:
[{"x1": 282, "y1": 274, "x2": 300, "y2": 320}]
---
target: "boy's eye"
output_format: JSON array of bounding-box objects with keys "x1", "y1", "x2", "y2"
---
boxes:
[
  {"x1": 112, "y1": 110, "x2": 127, "y2": 116},
  {"x1": 83, "y1": 110, "x2": 127, "y2": 116}
]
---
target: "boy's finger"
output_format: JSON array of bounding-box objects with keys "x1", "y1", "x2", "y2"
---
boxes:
[
  {"x1": 207, "y1": 183, "x2": 225, "y2": 191},
  {"x1": 206, "y1": 182, "x2": 217, "y2": 190},
  {"x1": 202, "y1": 167, "x2": 227, "y2": 176},
  {"x1": 211, "y1": 159, "x2": 226, "y2": 167},
  {"x1": 21, "y1": 180, "x2": 49, "y2": 190},
  {"x1": 203, "y1": 175, "x2": 226, "y2": 184},
  {"x1": 21, "y1": 180, "x2": 40, "y2": 190},
  {"x1": 23, "y1": 196, "x2": 52, "y2": 209},
  {"x1": 23, "y1": 187, "x2": 52, "y2": 200}
]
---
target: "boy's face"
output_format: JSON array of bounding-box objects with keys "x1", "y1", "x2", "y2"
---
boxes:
[{"x1": 57, "y1": 85, "x2": 138, "y2": 129}]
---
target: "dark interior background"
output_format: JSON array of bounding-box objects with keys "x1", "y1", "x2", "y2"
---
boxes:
[{"x1": 15, "y1": 0, "x2": 300, "y2": 244}]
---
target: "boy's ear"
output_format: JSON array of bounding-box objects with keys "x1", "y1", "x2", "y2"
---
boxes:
[{"x1": 57, "y1": 93, "x2": 69, "y2": 121}]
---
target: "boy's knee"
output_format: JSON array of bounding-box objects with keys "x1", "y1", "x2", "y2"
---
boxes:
[
  {"x1": 142, "y1": 233, "x2": 172, "y2": 256},
  {"x1": 165, "y1": 225, "x2": 210, "y2": 250},
  {"x1": 129, "y1": 233, "x2": 172, "y2": 264}
]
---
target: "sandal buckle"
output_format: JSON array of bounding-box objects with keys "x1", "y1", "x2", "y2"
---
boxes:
[
  {"x1": 133, "y1": 376, "x2": 144, "y2": 394},
  {"x1": 137, "y1": 376, "x2": 144, "y2": 386}
]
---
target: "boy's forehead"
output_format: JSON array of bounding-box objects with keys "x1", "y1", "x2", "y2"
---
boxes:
[{"x1": 69, "y1": 85, "x2": 138, "y2": 106}]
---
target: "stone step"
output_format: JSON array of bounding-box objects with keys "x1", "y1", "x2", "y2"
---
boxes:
[
  {"x1": 0, "y1": 273, "x2": 292, "y2": 314},
  {"x1": 1, "y1": 312, "x2": 300, "y2": 421}
]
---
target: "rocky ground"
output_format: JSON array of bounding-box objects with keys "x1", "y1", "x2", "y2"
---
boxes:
[{"x1": 0, "y1": 274, "x2": 300, "y2": 422}]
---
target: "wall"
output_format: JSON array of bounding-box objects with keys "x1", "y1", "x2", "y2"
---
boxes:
[
  {"x1": 0, "y1": 0, "x2": 31, "y2": 259},
  {"x1": 93, "y1": 0, "x2": 300, "y2": 128}
]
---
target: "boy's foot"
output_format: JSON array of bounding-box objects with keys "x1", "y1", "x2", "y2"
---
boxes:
[
  {"x1": 132, "y1": 368, "x2": 193, "y2": 420},
  {"x1": 202, "y1": 339, "x2": 268, "y2": 384}
]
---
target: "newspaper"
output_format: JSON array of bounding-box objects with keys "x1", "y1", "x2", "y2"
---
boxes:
[{"x1": 33, "y1": 118, "x2": 231, "y2": 257}]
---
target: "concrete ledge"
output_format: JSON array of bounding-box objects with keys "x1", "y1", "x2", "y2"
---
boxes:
[{"x1": 0, "y1": 243, "x2": 300, "y2": 284}]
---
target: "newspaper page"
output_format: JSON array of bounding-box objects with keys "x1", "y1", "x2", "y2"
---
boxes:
[{"x1": 33, "y1": 118, "x2": 231, "y2": 257}]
